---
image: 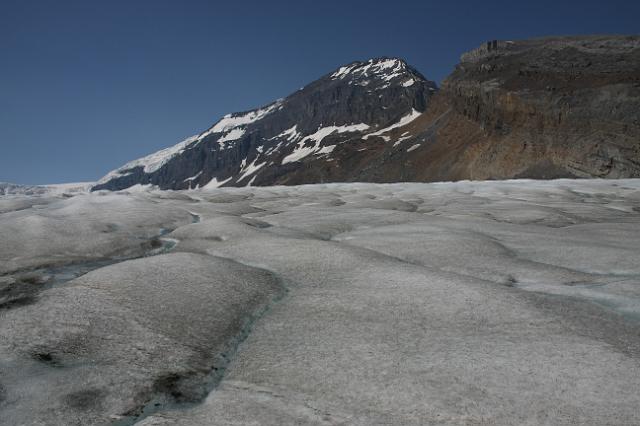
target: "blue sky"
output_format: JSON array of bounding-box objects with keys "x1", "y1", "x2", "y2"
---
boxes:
[{"x1": 1, "y1": 0, "x2": 638, "y2": 184}]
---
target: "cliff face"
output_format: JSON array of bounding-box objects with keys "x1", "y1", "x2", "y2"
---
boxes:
[
  {"x1": 399, "y1": 35, "x2": 640, "y2": 181},
  {"x1": 94, "y1": 35, "x2": 640, "y2": 191}
]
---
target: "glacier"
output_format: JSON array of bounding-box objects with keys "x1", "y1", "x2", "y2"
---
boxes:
[{"x1": 1, "y1": 179, "x2": 639, "y2": 425}]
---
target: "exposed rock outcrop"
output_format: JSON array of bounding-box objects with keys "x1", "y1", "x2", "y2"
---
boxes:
[{"x1": 389, "y1": 35, "x2": 640, "y2": 181}]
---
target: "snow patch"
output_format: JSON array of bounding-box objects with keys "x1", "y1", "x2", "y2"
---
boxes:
[
  {"x1": 120, "y1": 184, "x2": 156, "y2": 193},
  {"x1": 330, "y1": 58, "x2": 410, "y2": 84},
  {"x1": 393, "y1": 135, "x2": 413, "y2": 147},
  {"x1": 202, "y1": 176, "x2": 232, "y2": 189},
  {"x1": 281, "y1": 145, "x2": 319, "y2": 165},
  {"x1": 238, "y1": 158, "x2": 266, "y2": 182},
  {"x1": 282, "y1": 124, "x2": 370, "y2": 164},
  {"x1": 195, "y1": 100, "x2": 282, "y2": 144},
  {"x1": 218, "y1": 128, "x2": 246, "y2": 144},
  {"x1": 183, "y1": 171, "x2": 202, "y2": 182},
  {"x1": 207, "y1": 101, "x2": 281, "y2": 135},
  {"x1": 271, "y1": 125, "x2": 301, "y2": 142},
  {"x1": 301, "y1": 123, "x2": 370, "y2": 144},
  {"x1": 264, "y1": 140, "x2": 285, "y2": 156},
  {"x1": 317, "y1": 145, "x2": 336, "y2": 155},
  {"x1": 364, "y1": 109, "x2": 422, "y2": 140},
  {"x1": 331, "y1": 64, "x2": 359, "y2": 79}
]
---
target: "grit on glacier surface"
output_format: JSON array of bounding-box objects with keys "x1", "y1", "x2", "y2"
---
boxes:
[{"x1": 1, "y1": 179, "x2": 640, "y2": 425}]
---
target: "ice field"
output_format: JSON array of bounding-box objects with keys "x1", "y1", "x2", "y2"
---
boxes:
[{"x1": 1, "y1": 179, "x2": 640, "y2": 425}]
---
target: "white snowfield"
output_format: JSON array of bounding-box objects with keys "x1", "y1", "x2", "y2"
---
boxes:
[{"x1": 1, "y1": 179, "x2": 640, "y2": 425}]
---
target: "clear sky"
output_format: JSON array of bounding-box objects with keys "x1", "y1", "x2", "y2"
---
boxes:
[{"x1": 1, "y1": 0, "x2": 638, "y2": 184}]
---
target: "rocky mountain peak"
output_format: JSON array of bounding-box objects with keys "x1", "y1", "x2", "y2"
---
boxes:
[
  {"x1": 93, "y1": 57, "x2": 437, "y2": 191},
  {"x1": 328, "y1": 57, "x2": 425, "y2": 88}
]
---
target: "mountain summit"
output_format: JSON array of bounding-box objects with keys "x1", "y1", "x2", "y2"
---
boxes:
[{"x1": 94, "y1": 36, "x2": 640, "y2": 191}]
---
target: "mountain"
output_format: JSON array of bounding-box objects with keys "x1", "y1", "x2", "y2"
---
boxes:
[
  {"x1": 93, "y1": 35, "x2": 640, "y2": 191},
  {"x1": 0, "y1": 182, "x2": 50, "y2": 196},
  {"x1": 0, "y1": 182, "x2": 91, "y2": 196},
  {"x1": 93, "y1": 58, "x2": 437, "y2": 190}
]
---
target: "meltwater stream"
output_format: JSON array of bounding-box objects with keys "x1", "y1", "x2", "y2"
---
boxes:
[{"x1": 0, "y1": 213, "x2": 202, "y2": 310}]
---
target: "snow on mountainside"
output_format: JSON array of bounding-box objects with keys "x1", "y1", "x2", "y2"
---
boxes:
[
  {"x1": 330, "y1": 58, "x2": 430, "y2": 89},
  {"x1": 363, "y1": 108, "x2": 422, "y2": 141},
  {"x1": 93, "y1": 58, "x2": 437, "y2": 191},
  {"x1": 203, "y1": 100, "x2": 283, "y2": 138},
  {"x1": 96, "y1": 101, "x2": 286, "y2": 186},
  {"x1": 96, "y1": 135, "x2": 200, "y2": 185},
  {"x1": 282, "y1": 123, "x2": 371, "y2": 164}
]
